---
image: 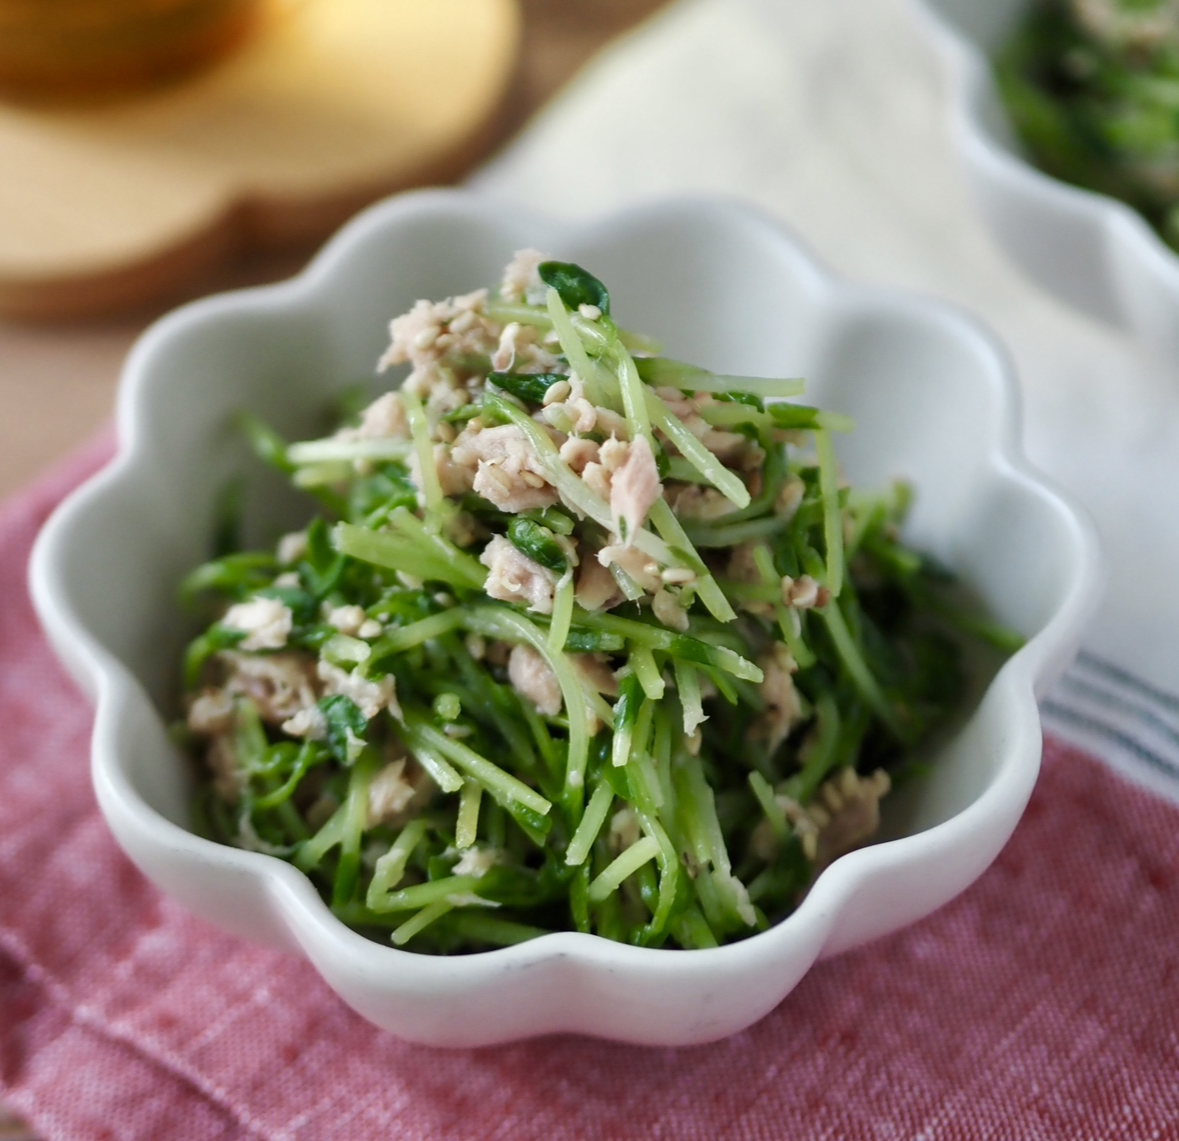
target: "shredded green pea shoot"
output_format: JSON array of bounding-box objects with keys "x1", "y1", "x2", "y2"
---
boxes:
[{"x1": 181, "y1": 250, "x2": 1017, "y2": 953}]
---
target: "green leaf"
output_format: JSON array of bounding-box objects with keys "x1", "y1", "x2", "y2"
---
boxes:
[
  {"x1": 522, "y1": 506, "x2": 575, "y2": 536},
  {"x1": 488, "y1": 371, "x2": 566, "y2": 404},
  {"x1": 258, "y1": 583, "x2": 318, "y2": 625},
  {"x1": 319, "y1": 694, "x2": 369, "y2": 764},
  {"x1": 300, "y1": 518, "x2": 348, "y2": 599},
  {"x1": 537, "y1": 260, "x2": 611, "y2": 316},
  {"x1": 507, "y1": 516, "x2": 568, "y2": 574}
]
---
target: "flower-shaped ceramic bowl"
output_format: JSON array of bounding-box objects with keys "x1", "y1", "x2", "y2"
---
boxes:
[
  {"x1": 30, "y1": 190, "x2": 1100, "y2": 1047},
  {"x1": 908, "y1": 0, "x2": 1179, "y2": 361}
]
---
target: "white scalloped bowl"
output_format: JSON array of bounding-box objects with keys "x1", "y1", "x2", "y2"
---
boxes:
[
  {"x1": 29, "y1": 191, "x2": 1099, "y2": 1047},
  {"x1": 908, "y1": 0, "x2": 1179, "y2": 359}
]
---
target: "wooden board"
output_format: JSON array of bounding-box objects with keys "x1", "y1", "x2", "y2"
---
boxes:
[{"x1": 0, "y1": 0, "x2": 520, "y2": 319}]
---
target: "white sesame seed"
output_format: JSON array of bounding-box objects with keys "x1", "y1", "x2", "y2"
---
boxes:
[
  {"x1": 543, "y1": 379, "x2": 571, "y2": 406},
  {"x1": 578, "y1": 304, "x2": 602, "y2": 321}
]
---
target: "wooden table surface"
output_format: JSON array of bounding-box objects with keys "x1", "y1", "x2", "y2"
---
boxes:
[
  {"x1": 0, "y1": 0, "x2": 670, "y2": 502},
  {"x1": 0, "y1": 2, "x2": 669, "y2": 1134}
]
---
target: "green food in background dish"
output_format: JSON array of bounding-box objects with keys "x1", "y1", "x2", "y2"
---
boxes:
[
  {"x1": 179, "y1": 252, "x2": 1019, "y2": 953},
  {"x1": 997, "y1": 0, "x2": 1179, "y2": 249}
]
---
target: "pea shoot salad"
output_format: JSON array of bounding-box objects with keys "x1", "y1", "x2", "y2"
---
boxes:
[
  {"x1": 997, "y1": 0, "x2": 1179, "y2": 250},
  {"x1": 181, "y1": 251, "x2": 1015, "y2": 953}
]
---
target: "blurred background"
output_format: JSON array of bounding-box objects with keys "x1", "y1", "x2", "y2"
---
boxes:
[{"x1": 0, "y1": 0, "x2": 669, "y2": 501}]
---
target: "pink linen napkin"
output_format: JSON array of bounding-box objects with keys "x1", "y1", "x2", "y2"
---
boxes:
[{"x1": 3, "y1": 442, "x2": 1179, "y2": 1141}]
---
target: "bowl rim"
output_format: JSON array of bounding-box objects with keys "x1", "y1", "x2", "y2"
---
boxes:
[{"x1": 29, "y1": 188, "x2": 1103, "y2": 989}]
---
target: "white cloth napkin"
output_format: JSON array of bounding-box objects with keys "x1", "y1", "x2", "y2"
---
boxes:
[{"x1": 471, "y1": 0, "x2": 1179, "y2": 802}]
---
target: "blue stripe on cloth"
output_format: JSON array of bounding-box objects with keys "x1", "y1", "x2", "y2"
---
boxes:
[
  {"x1": 1040, "y1": 699, "x2": 1179, "y2": 781},
  {"x1": 1055, "y1": 676, "x2": 1179, "y2": 752},
  {"x1": 1040, "y1": 656, "x2": 1179, "y2": 804},
  {"x1": 1072, "y1": 651, "x2": 1179, "y2": 716}
]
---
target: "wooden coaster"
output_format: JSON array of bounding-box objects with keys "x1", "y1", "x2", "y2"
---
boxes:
[{"x1": 0, "y1": 0, "x2": 519, "y2": 319}]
